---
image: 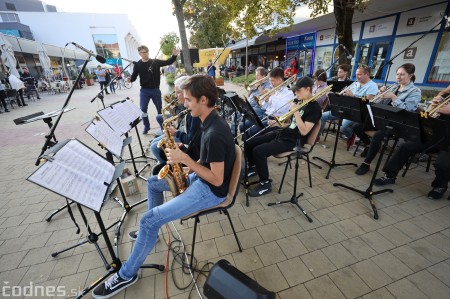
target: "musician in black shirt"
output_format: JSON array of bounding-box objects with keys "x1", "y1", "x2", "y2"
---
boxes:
[{"x1": 129, "y1": 45, "x2": 180, "y2": 134}]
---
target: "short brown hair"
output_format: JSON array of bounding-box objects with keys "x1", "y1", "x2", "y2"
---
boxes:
[
  {"x1": 180, "y1": 75, "x2": 218, "y2": 108},
  {"x1": 269, "y1": 67, "x2": 284, "y2": 79},
  {"x1": 357, "y1": 65, "x2": 371, "y2": 75},
  {"x1": 338, "y1": 64, "x2": 351, "y2": 73},
  {"x1": 137, "y1": 45, "x2": 149, "y2": 52}
]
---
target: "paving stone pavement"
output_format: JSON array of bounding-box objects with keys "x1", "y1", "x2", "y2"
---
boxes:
[{"x1": 1, "y1": 77, "x2": 450, "y2": 298}]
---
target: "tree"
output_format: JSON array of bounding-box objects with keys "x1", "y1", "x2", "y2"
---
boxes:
[
  {"x1": 184, "y1": 0, "x2": 233, "y2": 49},
  {"x1": 216, "y1": 0, "x2": 298, "y2": 77},
  {"x1": 172, "y1": 0, "x2": 193, "y2": 74},
  {"x1": 160, "y1": 32, "x2": 180, "y2": 56},
  {"x1": 295, "y1": 0, "x2": 369, "y2": 64}
]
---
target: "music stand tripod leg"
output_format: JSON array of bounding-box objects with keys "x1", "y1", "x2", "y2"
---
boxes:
[
  {"x1": 268, "y1": 146, "x2": 313, "y2": 223},
  {"x1": 313, "y1": 116, "x2": 357, "y2": 179}
]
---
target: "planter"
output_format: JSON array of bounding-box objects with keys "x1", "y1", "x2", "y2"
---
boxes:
[
  {"x1": 86, "y1": 79, "x2": 94, "y2": 86},
  {"x1": 215, "y1": 77, "x2": 224, "y2": 86}
]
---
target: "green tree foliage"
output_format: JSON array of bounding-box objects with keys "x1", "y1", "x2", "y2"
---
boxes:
[
  {"x1": 184, "y1": 0, "x2": 233, "y2": 48},
  {"x1": 160, "y1": 32, "x2": 180, "y2": 56}
]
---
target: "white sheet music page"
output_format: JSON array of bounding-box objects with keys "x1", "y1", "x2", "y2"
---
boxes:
[
  {"x1": 97, "y1": 105, "x2": 130, "y2": 135},
  {"x1": 28, "y1": 140, "x2": 115, "y2": 212},
  {"x1": 86, "y1": 118, "x2": 123, "y2": 158},
  {"x1": 122, "y1": 99, "x2": 142, "y2": 123}
]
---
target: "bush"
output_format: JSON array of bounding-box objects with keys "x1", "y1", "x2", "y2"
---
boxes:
[
  {"x1": 166, "y1": 73, "x2": 175, "y2": 85},
  {"x1": 231, "y1": 73, "x2": 256, "y2": 86}
]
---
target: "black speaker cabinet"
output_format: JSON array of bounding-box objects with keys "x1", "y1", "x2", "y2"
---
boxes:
[
  {"x1": 180, "y1": 48, "x2": 200, "y2": 65},
  {"x1": 204, "y1": 259, "x2": 276, "y2": 299}
]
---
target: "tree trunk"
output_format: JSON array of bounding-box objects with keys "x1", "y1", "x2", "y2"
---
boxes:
[
  {"x1": 334, "y1": 0, "x2": 355, "y2": 65},
  {"x1": 173, "y1": 0, "x2": 193, "y2": 75}
]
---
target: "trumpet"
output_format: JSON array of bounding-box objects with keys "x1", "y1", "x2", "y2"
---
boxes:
[
  {"x1": 274, "y1": 85, "x2": 334, "y2": 126},
  {"x1": 255, "y1": 74, "x2": 296, "y2": 106},
  {"x1": 421, "y1": 94, "x2": 450, "y2": 118},
  {"x1": 247, "y1": 75, "x2": 269, "y2": 91},
  {"x1": 338, "y1": 81, "x2": 357, "y2": 95},
  {"x1": 371, "y1": 83, "x2": 400, "y2": 104}
]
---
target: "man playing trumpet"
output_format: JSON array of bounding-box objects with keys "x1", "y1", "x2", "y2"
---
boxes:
[{"x1": 245, "y1": 76, "x2": 322, "y2": 197}]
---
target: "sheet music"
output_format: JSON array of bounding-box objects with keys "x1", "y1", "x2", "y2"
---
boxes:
[
  {"x1": 86, "y1": 118, "x2": 123, "y2": 158},
  {"x1": 28, "y1": 140, "x2": 115, "y2": 212},
  {"x1": 97, "y1": 99, "x2": 141, "y2": 135},
  {"x1": 367, "y1": 104, "x2": 375, "y2": 128}
]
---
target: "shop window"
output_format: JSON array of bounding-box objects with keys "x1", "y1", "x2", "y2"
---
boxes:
[{"x1": 427, "y1": 32, "x2": 450, "y2": 83}]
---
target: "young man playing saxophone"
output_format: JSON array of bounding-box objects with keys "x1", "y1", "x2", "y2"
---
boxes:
[{"x1": 92, "y1": 75, "x2": 236, "y2": 298}]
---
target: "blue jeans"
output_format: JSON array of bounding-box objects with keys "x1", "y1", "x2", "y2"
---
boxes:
[
  {"x1": 319, "y1": 111, "x2": 340, "y2": 136},
  {"x1": 119, "y1": 174, "x2": 225, "y2": 280},
  {"x1": 150, "y1": 135, "x2": 182, "y2": 163},
  {"x1": 340, "y1": 119, "x2": 354, "y2": 139},
  {"x1": 140, "y1": 88, "x2": 162, "y2": 131},
  {"x1": 156, "y1": 114, "x2": 171, "y2": 130}
]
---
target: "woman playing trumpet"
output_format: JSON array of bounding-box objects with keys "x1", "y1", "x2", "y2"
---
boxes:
[
  {"x1": 353, "y1": 63, "x2": 421, "y2": 175},
  {"x1": 245, "y1": 76, "x2": 322, "y2": 197}
]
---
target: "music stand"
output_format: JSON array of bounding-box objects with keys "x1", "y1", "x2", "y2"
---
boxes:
[
  {"x1": 313, "y1": 94, "x2": 361, "y2": 178},
  {"x1": 334, "y1": 104, "x2": 420, "y2": 219},
  {"x1": 224, "y1": 92, "x2": 263, "y2": 207},
  {"x1": 326, "y1": 81, "x2": 353, "y2": 93}
]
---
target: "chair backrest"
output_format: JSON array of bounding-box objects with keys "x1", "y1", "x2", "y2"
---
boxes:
[
  {"x1": 305, "y1": 120, "x2": 321, "y2": 146},
  {"x1": 228, "y1": 144, "x2": 242, "y2": 198}
]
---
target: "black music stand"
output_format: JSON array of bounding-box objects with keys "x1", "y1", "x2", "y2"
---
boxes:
[
  {"x1": 268, "y1": 139, "x2": 313, "y2": 223},
  {"x1": 334, "y1": 104, "x2": 421, "y2": 219},
  {"x1": 224, "y1": 92, "x2": 263, "y2": 207},
  {"x1": 313, "y1": 94, "x2": 361, "y2": 178}
]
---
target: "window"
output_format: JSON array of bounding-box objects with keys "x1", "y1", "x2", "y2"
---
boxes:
[
  {"x1": 5, "y1": 2, "x2": 16, "y2": 11},
  {"x1": 0, "y1": 13, "x2": 19, "y2": 22},
  {"x1": 427, "y1": 32, "x2": 450, "y2": 83}
]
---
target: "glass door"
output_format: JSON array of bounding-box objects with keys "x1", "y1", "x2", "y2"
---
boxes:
[{"x1": 357, "y1": 40, "x2": 390, "y2": 80}]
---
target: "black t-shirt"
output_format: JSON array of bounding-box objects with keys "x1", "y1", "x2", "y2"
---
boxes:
[
  {"x1": 199, "y1": 110, "x2": 235, "y2": 197},
  {"x1": 131, "y1": 55, "x2": 177, "y2": 89},
  {"x1": 276, "y1": 101, "x2": 322, "y2": 145}
]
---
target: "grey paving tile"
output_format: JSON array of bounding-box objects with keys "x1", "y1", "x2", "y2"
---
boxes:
[
  {"x1": 301, "y1": 250, "x2": 337, "y2": 278},
  {"x1": 278, "y1": 284, "x2": 313, "y2": 299},
  {"x1": 321, "y1": 243, "x2": 358, "y2": 269},
  {"x1": 351, "y1": 214, "x2": 382, "y2": 232},
  {"x1": 297, "y1": 229, "x2": 329, "y2": 252},
  {"x1": 198, "y1": 221, "x2": 224, "y2": 240},
  {"x1": 393, "y1": 219, "x2": 429, "y2": 240},
  {"x1": 239, "y1": 212, "x2": 264, "y2": 229},
  {"x1": 359, "y1": 231, "x2": 396, "y2": 254},
  {"x1": 408, "y1": 269, "x2": 450, "y2": 299},
  {"x1": 232, "y1": 247, "x2": 264, "y2": 273},
  {"x1": 214, "y1": 233, "x2": 242, "y2": 256},
  {"x1": 428, "y1": 261, "x2": 450, "y2": 287},
  {"x1": 276, "y1": 218, "x2": 304, "y2": 236},
  {"x1": 304, "y1": 275, "x2": 346, "y2": 299},
  {"x1": 362, "y1": 287, "x2": 395, "y2": 299},
  {"x1": 329, "y1": 267, "x2": 371, "y2": 298},
  {"x1": 316, "y1": 223, "x2": 347, "y2": 245},
  {"x1": 236, "y1": 227, "x2": 264, "y2": 249},
  {"x1": 371, "y1": 251, "x2": 413, "y2": 280},
  {"x1": 391, "y1": 245, "x2": 433, "y2": 272},
  {"x1": 310, "y1": 208, "x2": 340, "y2": 225},
  {"x1": 341, "y1": 237, "x2": 377, "y2": 261},
  {"x1": 253, "y1": 264, "x2": 289, "y2": 293},
  {"x1": 277, "y1": 257, "x2": 314, "y2": 286},
  {"x1": 377, "y1": 225, "x2": 412, "y2": 246},
  {"x1": 257, "y1": 207, "x2": 284, "y2": 224},
  {"x1": 334, "y1": 219, "x2": 365, "y2": 238},
  {"x1": 276, "y1": 235, "x2": 308, "y2": 259},
  {"x1": 351, "y1": 259, "x2": 393, "y2": 290},
  {"x1": 257, "y1": 223, "x2": 284, "y2": 243},
  {"x1": 255, "y1": 241, "x2": 287, "y2": 266},
  {"x1": 386, "y1": 277, "x2": 428, "y2": 299},
  {"x1": 409, "y1": 238, "x2": 448, "y2": 263}
]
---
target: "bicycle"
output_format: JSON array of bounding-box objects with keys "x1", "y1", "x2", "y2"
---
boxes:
[{"x1": 112, "y1": 77, "x2": 133, "y2": 89}]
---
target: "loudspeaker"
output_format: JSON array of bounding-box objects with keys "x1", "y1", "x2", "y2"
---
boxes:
[
  {"x1": 204, "y1": 259, "x2": 276, "y2": 299},
  {"x1": 180, "y1": 48, "x2": 200, "y2": 65}
]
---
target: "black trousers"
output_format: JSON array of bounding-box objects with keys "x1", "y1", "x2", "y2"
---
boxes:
[
  {"x1": 0, "y1": 90, "x2": 7, "y2": 110},
  {"x1": 383, "y1": 141, "x2": 450, "y2": 188},
  {"x1": 244, "y1": 130, "x2": 296, "y2": 182},
  {"x1": 353, "y1": 121, "x2": 387, "y2": 165}
]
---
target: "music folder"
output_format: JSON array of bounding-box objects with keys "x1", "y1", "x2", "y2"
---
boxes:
[
  {"x1": 327, "y1": 80, "x2": 353, "y2": 93},
  {"x1": 27, "y1": 139, "x2": 124, "y2": 212}
]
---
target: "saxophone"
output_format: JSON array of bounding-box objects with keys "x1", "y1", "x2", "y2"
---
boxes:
[{"x1": 157, "y1": 110, "x2": 189, "y2": 196}]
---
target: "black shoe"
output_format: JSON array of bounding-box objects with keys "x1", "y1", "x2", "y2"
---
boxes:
[
  {"x1": 92, "y1": 273, "x2": 138, "y2": 299},
  {"x1": 18, "y1": 104, "x2": 22, "y2": 107},
  {"x1": 427, "y1": 187, "x2": 447, "y2": 200},
  {"x1": 37, "y1": 97, "x2": 41, "y2": 99},
  {"x1": 247, "y1": 166, "x2": 257, "y2": 178},
  {"x1": 23, "y1": 103, "x2": 28, "y2": 106},
  {"x1": 374, "y1": 174, "x2": 396, "y2": 186},
  {"x1": 355, "y1": 163, "x2": 370, "y2": 175},
  {"x1": 106, "y1": 92, "x2": 110, "y2": 94},
  {"x1": 360, "y1": 147, "x2": 369, "y2": 158},
  {"x1": 5, "y1": 109, "x2": 10, "y2": 112},
  {"x1": 249, "y1": 181, "x2": 272, "y2": 197},
  {"x1": 142, "y1": 129, "x2": 149, "y2": 135}
]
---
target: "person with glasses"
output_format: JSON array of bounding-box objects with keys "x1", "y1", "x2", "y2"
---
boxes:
[{"x1": 129, "y1": 45, "x2": 180, "y2": 134}]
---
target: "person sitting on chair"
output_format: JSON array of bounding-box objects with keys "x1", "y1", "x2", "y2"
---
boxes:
[
  {"x1": 330, "y1": 64, "x2": 352, "y2": 81},
  {"x1": 20, "y1": 67, "x2": 41, "y2": 99},
  {"x1": 149, "y1": 76, "x2": 201, "y2": 165},
  {"x1": 312, "y1": 69, "x2": 329, "y2": 110},
  {"x1": 245, "y1": 76, "x2": 322, "y2": 197},
  {"x1": 353, "y1": 63, "x2": 421, "y2": 175},
  {"x1": 374, "y1": 84, "x2": 450, "y2": 200},
  {"x1": 92, "y1": 75, "x2": 236, "y2": 299}
]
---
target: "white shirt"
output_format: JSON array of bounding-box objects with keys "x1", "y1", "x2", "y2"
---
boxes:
[{"x1": 264, "y1": 86, "x2": 293, "y2": 117}]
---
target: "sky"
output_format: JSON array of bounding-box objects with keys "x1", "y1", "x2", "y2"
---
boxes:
[{"x1": 43, "y1": 0, "x2": 180, "y2": 54}]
